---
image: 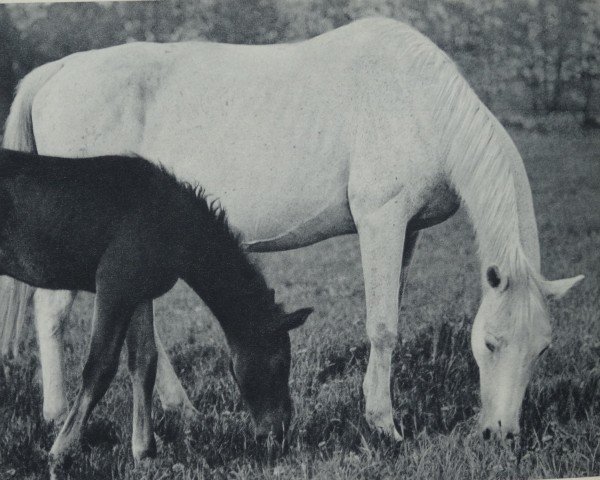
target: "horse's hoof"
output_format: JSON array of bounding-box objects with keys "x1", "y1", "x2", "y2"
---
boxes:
[
  {"x1": 132, "y1": 435, "x2": 158, "y2": 463},
  {"x1": 373, "y1": 425, "x2": 402, "y2": 442},
  {"x1": 365, "y1": 412, "x2": 403, "y2": 442},
  {"x1": 181, "y1": 403, "x2": 201, "y2": 422},
  {"x1": 48, "y1": 452, "x2": 71, "y2": 480},
  {"x1": 43, "y1": 406, "x2": 68, "y2": 426}
]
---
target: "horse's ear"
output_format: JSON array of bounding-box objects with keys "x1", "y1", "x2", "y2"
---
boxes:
[
  {"x1": 277, "y1": 308, "x2": 313, "y2": 331},
  {"x1": 540, "y1": 275, "x2": 584, "y2": 299},
  {"x1": 486, "y1": 266, "x2": 509, "y2": 292}
]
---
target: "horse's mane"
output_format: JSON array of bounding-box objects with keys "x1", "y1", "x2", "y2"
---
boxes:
[
  {"x1": 368, "y1": 19, "x2": 546, "y2": 335},
  {"x1": 375, "y1": 21, "x2": 537, "y2": 287}
]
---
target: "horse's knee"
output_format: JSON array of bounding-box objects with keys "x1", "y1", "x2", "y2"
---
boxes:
[
  {"x1": 366, "y1": 321, "x2": 398, "y2": 351},
  {"x1": 33, "y1": 290, "x2": 74, "y2": 339}
]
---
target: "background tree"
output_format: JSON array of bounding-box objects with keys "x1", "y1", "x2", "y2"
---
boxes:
[
  {"x1": 0, "y1": 5, "x2": 20, "y2": 119},
  {"x1": 1, "y1": 0, "x2": 598, "y2": 127}
]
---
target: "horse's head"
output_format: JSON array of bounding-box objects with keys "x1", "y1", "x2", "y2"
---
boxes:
[
  {"x1": 228, "y1": 307, "x2": 312, "y2": 443},
  {"x1": 472, "y1": 265, "x2": 583, "y2": 440}
]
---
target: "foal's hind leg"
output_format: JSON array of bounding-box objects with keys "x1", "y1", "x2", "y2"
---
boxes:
[
  {"x1": 34, "y1": 289, "x2": 77, "y2": 423},
  {"x1": 127, "y1": 302, "x2": 158, "y2": 461},
  {"x1": 49, "y1": 292, "x2": 135, "y2": 463}
]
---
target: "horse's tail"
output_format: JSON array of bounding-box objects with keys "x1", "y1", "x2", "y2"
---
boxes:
[
  {"x1": 0, "y1": 61, "x2": 63, "y2": 358},
  {"x1": 0, "y1": 279, "x2": 35, "y2": 358},
  {"x1": 3, "y1": 59, "x2": 64, "y2": 152}
]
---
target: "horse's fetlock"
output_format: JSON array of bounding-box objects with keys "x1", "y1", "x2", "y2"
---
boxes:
[
  {"x1": 43, "y1": 401, "x2": 68, "y2": 424},
  {"x1": 132, "y1": 436, "x2": 157, "y2": 463}
]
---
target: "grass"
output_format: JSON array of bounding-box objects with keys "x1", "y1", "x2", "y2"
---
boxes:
[{"x1": 0, "y1": 129, "x2": 599, "y2": 479}]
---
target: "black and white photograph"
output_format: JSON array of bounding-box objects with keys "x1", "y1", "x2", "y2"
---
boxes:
[{"x1": 0, "y1": 0, "x2": 598, "y2": 478}]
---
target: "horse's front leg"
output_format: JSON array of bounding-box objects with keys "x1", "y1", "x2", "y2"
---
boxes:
[
  {"x1": 127, "y1": 302, "x2": 157, "y2": 462},
  {"x1": 34, "y1": 289, "x2": 77, "y2": 423},
  {"x1": 353, "y1": 194, "x2": 411, "y2": 441},
  {"x1": 49, "y1": 292, "x2": 134, "y2": 466}
]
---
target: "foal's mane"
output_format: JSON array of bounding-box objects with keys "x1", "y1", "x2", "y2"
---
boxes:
[{"x1": 155, "y1": 163, "x2": 285, "y2": 331}]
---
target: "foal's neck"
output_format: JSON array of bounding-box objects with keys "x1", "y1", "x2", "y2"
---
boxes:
[{"x1": 182, "y1": 206, "x2": 278, "y2": 341}]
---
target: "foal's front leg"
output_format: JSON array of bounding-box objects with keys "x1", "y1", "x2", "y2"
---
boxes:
[{"x1": 49, "y1": 292, "x2": 135, "y2": 464}]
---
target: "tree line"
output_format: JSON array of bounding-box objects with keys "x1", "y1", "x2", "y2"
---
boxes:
[{"x1": 0, "y1": 0, "x2": 598, "y2": 124}]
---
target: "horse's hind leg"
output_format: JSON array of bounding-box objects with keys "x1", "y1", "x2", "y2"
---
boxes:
[
  {"x1": 34, "y1": 289, "x2": 77, "y2": 423},
  {"x1": 154, "y1": 317, "x2": 199, "y2": 419},
  {"x1": 49, "y1": 292, "x2": 135, "y2": 463},
  {"x1": 127, "y1": 302, "x2": 157, "y2": 461}
]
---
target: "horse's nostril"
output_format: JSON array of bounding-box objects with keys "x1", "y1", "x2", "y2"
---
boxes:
[
  {"x1": 482, "y1": 428, "x2": 491, "y2": 440},
  {"x1": 506, "y1": 432, "x2": 514, "y2": 441}
]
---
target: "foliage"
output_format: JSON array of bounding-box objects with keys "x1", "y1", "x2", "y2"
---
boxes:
[{"x1": 0, "y1": 0, "x2": 598, "y2": 122}]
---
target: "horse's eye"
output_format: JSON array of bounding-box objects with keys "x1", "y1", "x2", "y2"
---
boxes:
[
  {"x1": 485, "y1": 341, "x2": 496, "y2": 353},
  {"x1": 538, "y1": 346, "x2": 549, "y2": 357}
]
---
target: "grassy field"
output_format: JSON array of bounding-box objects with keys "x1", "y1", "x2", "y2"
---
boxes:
[{"x1": 0, "y1": 129, "x2": 599, "y2": 479}]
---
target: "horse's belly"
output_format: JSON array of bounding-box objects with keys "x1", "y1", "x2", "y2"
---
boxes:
[
  {"x1": 161, "y1": 149, "x2": 356, "y2": 250},
  {"x1": 242, "y1": 198, "x2": 356, "y2": 252},
  {"x1": 410, "y1": 180, "x2": 460, "y2": 230}
]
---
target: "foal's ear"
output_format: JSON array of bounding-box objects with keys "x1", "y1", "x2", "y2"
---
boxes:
[
  {"x1": 541, "y1": 275, "x2": 585, "y2": 299},
  {"x1": 486, "y1": 265, "x2": 509, "y2": 292},
  {"x1": 277, "y1": 308, "x2": 313, "y2": 331}
]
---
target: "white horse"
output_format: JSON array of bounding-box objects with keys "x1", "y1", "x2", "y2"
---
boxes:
[{"x1": 0, "y1": 17, "x2": 583, "y2": 441}]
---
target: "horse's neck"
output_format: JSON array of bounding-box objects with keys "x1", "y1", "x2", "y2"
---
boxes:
[
  {"x1": 444, "y1": 109, "x2": 540, "y2": 280},
  {"x1": 496, "y1": 129, "x2": 541, "y2": 272}
]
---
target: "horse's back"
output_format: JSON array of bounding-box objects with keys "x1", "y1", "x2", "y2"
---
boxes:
[{"x1": 26, "y1": 18, "x2": 455, "y2": 248}]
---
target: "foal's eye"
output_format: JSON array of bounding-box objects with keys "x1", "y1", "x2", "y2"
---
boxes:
[
  {"x1": 485, "y1": 341, "x2": 496, "y2": 353},
  {"x1": 538, "y1": 346, "x2": 549, "y2": 357}
]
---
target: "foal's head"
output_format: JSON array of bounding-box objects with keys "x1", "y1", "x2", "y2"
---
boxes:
[
  {"x1": 472, "y1": 265, "x2": 583, "y2": 440},
  {"x1": 228, "y1": 306, "x2": 312, "y2": 443},
  {"x1": 176, "y1": 181, "x2": 313, "y2": 442}
]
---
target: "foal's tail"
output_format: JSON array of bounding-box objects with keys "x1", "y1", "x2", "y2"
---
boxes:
[{"x1": 0, "y1": 60, "x2": 63, "y2": 358}]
